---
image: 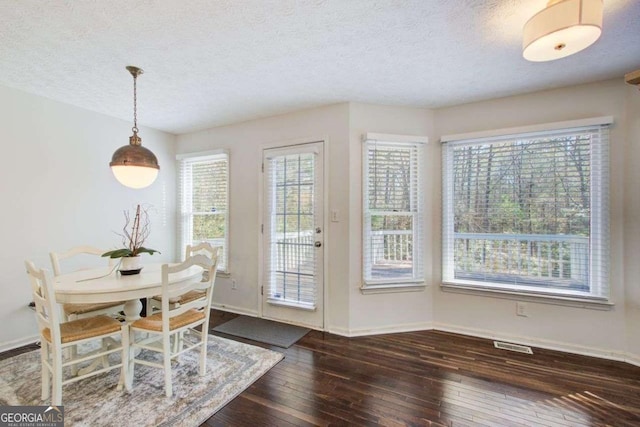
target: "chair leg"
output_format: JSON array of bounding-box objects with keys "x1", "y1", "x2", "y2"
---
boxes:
[
  {"x1": 172, "y1": 331, "x2": 184, "y2": 357},
  {"x1": 199, "y1": 331, "x2": 208, "y2": 376},
  {"x1": 65, "y1": 312, "x2": 78, "y2": 371},
  {"x1": 70, "y1": 344, "x2": 79, "y2": 376},
  {"x1": 147, "y1": 298, "x2": 159, "y2": 316},
  {"x1": 100, "y1": 338, "x2": 110, "y2": 370},
  {"x1": 118, "y1": 325, "x2": 130, "y2": 392},
  {"x1": 163, "y1": 333, "x2": 173, "y2": 397},
  {"x1": 127, "y1": 328, "x2": 136, "y2": 391},
  {"x1": 62, "y1": 312, "x2": 72, "y2": 362},
  {"x1": 40, "y1": 342, "x2": 50, "y2": 400},
  {"x1": 171, "y1": 333, "x2": 177, "y2": 355},
  {"x1": 51, "y1": 348, "x2": 63, "y2": 406}
]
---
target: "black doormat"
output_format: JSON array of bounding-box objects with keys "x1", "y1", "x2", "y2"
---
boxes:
[{"x1": 212, "y1": 316, "x2": 310, "y2": 348}]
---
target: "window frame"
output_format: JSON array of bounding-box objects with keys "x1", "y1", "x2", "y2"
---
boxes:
[
  {"x1": 441, "y1": 117, "x2": 613, "y2": 303},
  {"x1": 362, "y1": 133, "x2": 428, "y2": 292},
  {"x1": 177, "y1": 149, "x2": 230, "y2": 274}
]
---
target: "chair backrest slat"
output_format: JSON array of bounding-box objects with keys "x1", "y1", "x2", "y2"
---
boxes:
[
  {"x1": 185, "y1": 242, "x2": 220, "y2": 261},
  {"x1": 25, "y1": 261, "x2": 61, "y2": 343},
  {"x1": 160, "y1": 252, "x2": 220, "y2": 326},
  {"x1": 50, "y1": 246, "x2": 114, "y2": 276}
]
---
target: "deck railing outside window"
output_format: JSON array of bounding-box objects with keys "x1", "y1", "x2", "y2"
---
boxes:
[
  {"x1": 369, "y1": 229, "x2": 414, "y2": 280},
  {"x1": 274, "y1": 231, "x2": 314, "y2": 271},
  {"x1": 454, "y1": 233, "x2": 589, "y2": 290},
  {"x1": 369, "y1": 230, "x2": 589, "y2": 291}
]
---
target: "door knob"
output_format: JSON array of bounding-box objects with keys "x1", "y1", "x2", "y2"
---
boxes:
[{"x1": 314, "y1": 241, "x2": 322, "y2": 248}]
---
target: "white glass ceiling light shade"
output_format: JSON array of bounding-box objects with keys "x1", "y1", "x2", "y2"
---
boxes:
[
  {"x1": 111, "y1": 163, "x2": 159, "y2": 189},
  {"x1": 523, "y1": 0, "x2": 603, "y2": 62},
  {"x1": 110, "y1": 66, "x2": 160, "y2": 189}
]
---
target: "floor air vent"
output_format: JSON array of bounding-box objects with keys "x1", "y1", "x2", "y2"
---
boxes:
[{"x1": 493, "y1": 341, "x2": 533, "y2": 354}]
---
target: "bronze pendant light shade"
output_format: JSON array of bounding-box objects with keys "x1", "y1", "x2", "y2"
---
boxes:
[{"x1": 110, "y1": 66, "x2": 160, "y2": 189}]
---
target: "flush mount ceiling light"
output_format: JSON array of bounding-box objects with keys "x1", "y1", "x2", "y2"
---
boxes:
[
  {"x1": 110, "y1": 66, "x2": 160, "y2": 189},
  {"x1": 523, "y1": 0, "x2": 603, "y2": 62}
]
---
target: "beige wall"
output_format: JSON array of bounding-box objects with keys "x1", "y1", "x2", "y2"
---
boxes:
[
  {"x1": 176, "y1": 103, "x2": 351, "y2": 332},
  {"x1": 0, "y1": 84, "x2": 177, "y2": 351},
  {"x1": 176, "y1": 80, "x2": 639, "y2": 363},
  {"x1": 433, "y1": 79, "x2": 635, "y2": 361},
  {"x1": 346, "y1": 103, "x2": 437, "y2": 334},
  {"x1": 177, "y1": 102, "x2": 441, "y2": 336},
  {"x1": 6, "y1": 75, "x2": 635, "y2": 363}
]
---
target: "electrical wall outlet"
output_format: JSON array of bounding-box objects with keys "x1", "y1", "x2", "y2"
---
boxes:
[
  {"x1": 516, "y1": 302, "x2": 528, "y2": 317},
  {"x1": 231, "y1": 279, "x2": 237, "y2": 290}
]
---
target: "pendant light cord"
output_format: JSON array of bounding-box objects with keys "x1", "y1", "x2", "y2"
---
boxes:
[{"x1": 132, "y1": 73, "x2": 138, "y2": 134}]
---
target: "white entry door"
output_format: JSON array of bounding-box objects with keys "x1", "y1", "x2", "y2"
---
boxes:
[{"x1": 261, "y1": 141, "x2": 324, "y2": 329}]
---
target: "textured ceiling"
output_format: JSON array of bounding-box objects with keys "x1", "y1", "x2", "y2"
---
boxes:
[{"x1": 0, "y1": 0, "x2": 638, "y2": 134}]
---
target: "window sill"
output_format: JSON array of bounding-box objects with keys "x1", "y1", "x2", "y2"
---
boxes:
[
  {"x1": 360, "y1": 282, "x2": 427, "y2": 295},
  {"x1": 440, "y1": 282, "x2": 614, "y2": 310}
]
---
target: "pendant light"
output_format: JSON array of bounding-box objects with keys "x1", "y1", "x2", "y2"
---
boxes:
[
  {"x1": 523, "y1": 0, "x2": 603, "y2": 62},
  {"x1": 110, "y1": 66, "x2": 160, "y2": 189}
]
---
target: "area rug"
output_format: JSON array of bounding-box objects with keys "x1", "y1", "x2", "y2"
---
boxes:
[
  {"x1": 212, "y1": 316, "x2": 310, "y2": 348},
  {"x1": 0, "y1": 335, "x2": 283, "y2": 427}
]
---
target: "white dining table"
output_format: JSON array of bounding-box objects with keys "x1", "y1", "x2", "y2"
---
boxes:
[{"x1": 54, "y1": 263, "x2": 203, "y2": 321}]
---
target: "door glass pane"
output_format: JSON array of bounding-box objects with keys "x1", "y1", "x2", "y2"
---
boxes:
[{"x1": 268, "y1": 153, "x2": 316, "y2": 307}]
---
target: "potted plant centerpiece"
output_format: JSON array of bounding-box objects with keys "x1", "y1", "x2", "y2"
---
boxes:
[{"x1": 103, "y1": 204, "x2": 159, "y2": 275}]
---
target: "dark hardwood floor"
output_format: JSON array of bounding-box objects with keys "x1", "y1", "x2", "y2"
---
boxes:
[
  {"x1": 205, "y1": 311, "x2": 640, "y2": 427},
  {"x1": 4, "y1": 310, "x2": 640, "y2": 426}
]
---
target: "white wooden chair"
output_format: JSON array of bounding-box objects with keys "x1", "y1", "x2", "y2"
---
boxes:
[
  {"x1": 147, "y1": 243, "x2": 220, "y2": 315},
  {"x1": 50, "y1": 246, "x2": 126, "y2": 321},
  {"x1": 128, "y1": 254, "x2": 218, "y2": 397},
  {"x1": 25, "y1": 261, "x2": 130, "y2": 405}
]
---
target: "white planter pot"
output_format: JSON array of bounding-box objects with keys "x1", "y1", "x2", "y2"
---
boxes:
[{"x1": 120, "y1": 256, "x2": 141, "y2": 273}]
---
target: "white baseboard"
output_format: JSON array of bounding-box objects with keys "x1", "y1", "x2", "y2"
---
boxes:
[
  {"x1": 0, "y1": 335, "x2": 39, "y2": 354},
  {"x1": 206, "y1": 306, "x2": 640, "y2": 368},
  {"x1": 325, "y1": 326, "x2": 350, "y2": 337},
  {"x1": 211, "y1": 303, "x2": 258, "y2": 318},
  {"x1": 432, "y1": 322, "x2": 638, "y2": 365},
  {"x1": 329, "y1": 321, "x2": 433, "y2": 338},
  {"x1": 624, "y1": 352, "x2": 640, "y2": 368}
]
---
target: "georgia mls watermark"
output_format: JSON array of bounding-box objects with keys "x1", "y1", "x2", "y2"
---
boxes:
[{"x1": 0, "y1": 406, "x2": 63, "y2": 427}]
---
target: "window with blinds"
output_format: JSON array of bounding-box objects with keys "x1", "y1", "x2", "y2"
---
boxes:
[
  {"x1": 442, "y1": 120, "x2": 611, "y2": 300},
  {"x1": 177, "y1": 151, "x2": 229, "y2": 272},
  {"x1": 363, "y1": 137, "x2": 425, "y2": 286}
]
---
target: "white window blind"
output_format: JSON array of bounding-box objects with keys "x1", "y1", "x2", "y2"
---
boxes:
[
  {"x1": 442, "y1": 122, "x2": 610, "y2": 300},
  {"x1": 264, "y1": 147, "x2": 319, "y2": 309},
  {"x1": 177, "y1": 151, "x2": 229, "y2": 272},
  {"x1": 363, "y1": 137, "x2": 425, "y2": 286}
]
